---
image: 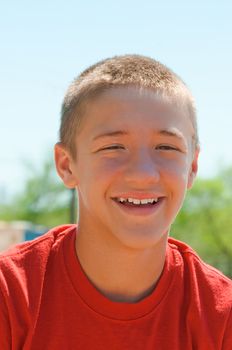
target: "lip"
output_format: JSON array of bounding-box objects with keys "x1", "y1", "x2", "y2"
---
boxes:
[{"x1": 112, "y1": 196, "x2": 165, "y2": 217}]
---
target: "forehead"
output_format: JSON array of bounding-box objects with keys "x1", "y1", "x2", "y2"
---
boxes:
[{"x1": 78, "y1": 86, "x2": 194, "y2": 141}]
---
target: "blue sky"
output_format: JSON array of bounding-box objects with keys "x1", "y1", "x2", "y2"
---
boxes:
[{"x1": 1, "y1": 0, "x2": 232, "y2": 198}]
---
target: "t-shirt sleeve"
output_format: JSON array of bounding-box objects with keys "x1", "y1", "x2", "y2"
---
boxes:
[
  {"x1": 0, "y1": 286, "x2": 11, "y2": 349},
  {"x1": 222, "y1": 306, "x2": 232, "y2": 350}
]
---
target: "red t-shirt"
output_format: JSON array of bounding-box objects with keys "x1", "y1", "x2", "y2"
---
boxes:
[{"x1": 0, "y1": 225, "x2": 231, "y2": 349}]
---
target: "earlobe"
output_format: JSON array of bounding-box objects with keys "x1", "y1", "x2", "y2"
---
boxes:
[
  {"x1": 187, "y1": 147, "x2": 200, "y2": 189},
  {"x1": 54, "y1": 143, "x2": 78, "y2": 189}
]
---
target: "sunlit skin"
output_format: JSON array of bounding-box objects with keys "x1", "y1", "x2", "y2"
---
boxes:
[{"x1": 55, "y1": 86, "x2": 199, "y2": 303}]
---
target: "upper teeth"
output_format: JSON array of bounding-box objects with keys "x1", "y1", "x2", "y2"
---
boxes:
[{"x1": 117, "y1": 197, "x2": 158, "y2": 204}]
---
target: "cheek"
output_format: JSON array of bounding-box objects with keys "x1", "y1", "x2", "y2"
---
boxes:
[
  {"x1": 77, "y1": 155, "x2": 120, "y2": 179},
  {"x1": 78, "y1": 157, "x2": 123, "y2": 200},
  {"x1": 160, "y1": 156, "x2": 189, "y2": 178},
  {"x1": 159, "y1": 157, "x2": 190, "y2": 200},
  {"x1": 91, "y1": 157, "x2": 125, "y2": 180}
]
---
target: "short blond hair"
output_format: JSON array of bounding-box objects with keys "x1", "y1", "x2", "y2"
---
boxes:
[{"x1": 60, "y1": 54, "x2": 198, "y2": 158}]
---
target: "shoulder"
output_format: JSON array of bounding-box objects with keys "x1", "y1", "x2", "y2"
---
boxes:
[
  {"x1": 0, "y1": 224, "x2": 77, "y2": 345},
  {"x1": 168, "y1": 237, "x2": 232, "y2": 309},
  {"x1": 0, "y1": 224, "x2": 76, "y2": 286},
  {"x1": 0, "y1": 224, "x2": 76, "y2": 259},
  {"x1": 168, "y1": 237, "x2": 232, "y2": 347}
]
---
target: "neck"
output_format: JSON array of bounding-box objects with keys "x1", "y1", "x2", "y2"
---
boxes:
[{"x1": 75, "y1": 225, "x2": 168, "y2": 303}]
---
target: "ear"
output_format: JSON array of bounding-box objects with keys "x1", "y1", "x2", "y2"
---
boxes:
[
  {"x1": 54, "y1": 143, "x2": 78, "y2": 189},
  {"x1": 187, "y1": 146, "x2": 200, "y2": 189}
]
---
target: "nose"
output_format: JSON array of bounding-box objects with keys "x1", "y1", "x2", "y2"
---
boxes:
[{"x1": 124, "y1": 148, "x2": 160, "y2": 186}]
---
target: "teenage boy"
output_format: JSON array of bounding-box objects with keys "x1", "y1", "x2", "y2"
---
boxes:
[{"x1": 0, "y1": 55, "x2": 231, "y2": 349}]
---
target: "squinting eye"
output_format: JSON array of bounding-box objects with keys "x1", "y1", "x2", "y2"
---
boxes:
[
  {"x1": 156, "y1": 145, "x2": 178, "y2": 151},
  {"x1": 101, "y1": 145, "x2": 125, "y2": 150}
]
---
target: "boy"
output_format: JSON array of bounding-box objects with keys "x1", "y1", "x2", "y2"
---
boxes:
[{"x1": 0, "y1": 55, "x2": 231, "y2": 349}]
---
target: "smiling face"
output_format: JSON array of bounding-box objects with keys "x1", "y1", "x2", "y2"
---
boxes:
[{"x1": 55, "y1": 86, "x2": 199, "y2": 250}]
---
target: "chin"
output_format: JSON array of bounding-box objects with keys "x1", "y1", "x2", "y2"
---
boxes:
[{"x1": 113, "y1": 228, "x2": 169, "y2": 250}]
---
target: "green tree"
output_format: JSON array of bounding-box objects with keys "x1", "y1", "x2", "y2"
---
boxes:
[
  {"x1": 0, "y1": 157, "x2": 76, "y2": 227},
  {"x1": 172, "y1": 168, "x2": 232, "y2": 277}
]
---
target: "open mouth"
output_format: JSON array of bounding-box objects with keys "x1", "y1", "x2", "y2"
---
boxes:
[
  {"x1": 114, "y1": 197, "x2": 160, "y2": 207},
  {"x1": 112, "y1": 197, "x2": 164, "y2": 215}
]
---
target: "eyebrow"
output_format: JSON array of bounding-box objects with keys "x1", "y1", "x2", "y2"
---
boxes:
[
  {"x1": 93, "y1": 128, "x2": 186, "y2": 143},
  {"x1": 158, "y1": 128, "x2": 186, "y2": 142},
  {"x1": 93, "y1": 130, "x2": 129, "y2": 141}
]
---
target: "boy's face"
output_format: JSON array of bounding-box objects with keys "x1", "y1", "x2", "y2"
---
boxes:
[{"x1": 56, "y1": 86, "x2": 199, "y2": 249}]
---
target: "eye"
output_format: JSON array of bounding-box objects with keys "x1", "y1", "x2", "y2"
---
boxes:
[
  {"x1": 156, "y1": 145, "x2": 179, "y2": 151},
  {"x1": 101, "y1": 144, "x2": 125, "y2": 151}
]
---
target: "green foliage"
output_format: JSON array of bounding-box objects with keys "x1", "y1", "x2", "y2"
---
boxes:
[
  {"x1": 0, "y1": 158, "x2": 74, "y2": 227},
  {"x1": 172, "y1": 167, "x2": 232, "y2": 278}
]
